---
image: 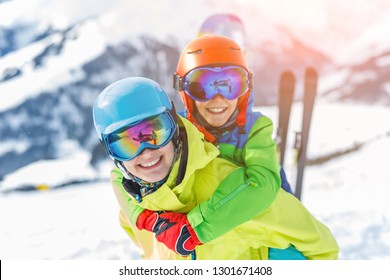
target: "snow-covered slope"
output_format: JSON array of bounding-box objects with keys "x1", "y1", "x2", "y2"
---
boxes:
[{"x1": 1, "y1": 103, "x2": 389, "y2": 260}]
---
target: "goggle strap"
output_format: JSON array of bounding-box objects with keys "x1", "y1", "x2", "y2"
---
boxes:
[
  {"x1": 175, "y1": 117, "x2": 188, "y2": 186},
  {"x1": 169, "y1": 102, "x2": 181, "y2": 149},
  {"x1": 169, "y1": 101, "x2": 178, "y2": 124},
  {"x1": 99, "y1": 136, "x2": 108, "y2": 153},
  {"x1": 173, "y1": 73, "x2": 183, "y2": 91}
]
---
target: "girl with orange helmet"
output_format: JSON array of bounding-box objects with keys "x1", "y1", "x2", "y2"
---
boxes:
[{"x1": 170, "y1": 35, "x2": 302, "y2": 259}]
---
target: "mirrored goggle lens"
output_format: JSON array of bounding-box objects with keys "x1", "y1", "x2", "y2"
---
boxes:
[
  {"x1": 183, "y1": 66, "x2": 249, "y2": 101},
  {"x1": 105, "y1": 113, "x2": 175, "y2": 161}
]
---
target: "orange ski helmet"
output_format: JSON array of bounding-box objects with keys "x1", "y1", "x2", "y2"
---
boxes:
[{"x1": 173, "y1": 35, "x2": 253, "y2": 143}]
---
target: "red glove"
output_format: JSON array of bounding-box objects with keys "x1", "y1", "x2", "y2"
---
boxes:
[
  {"x1": 136, "y1": 210, "x2": 202, "y2": 256},
  {"x1": 136, "y1": 209, "x2": 161, "y2": 231}
]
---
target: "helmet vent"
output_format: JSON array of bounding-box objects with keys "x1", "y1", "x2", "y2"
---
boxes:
[{"x1": 188, "y1": 49, "x2": 203, "y2": 55}]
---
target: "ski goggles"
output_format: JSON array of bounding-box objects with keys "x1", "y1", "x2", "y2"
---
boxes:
[
  {"x1": 102, "y1": 112, "x2": 177, "y2": 161},
  {"x1": 178, "y1": 66, "x2": 251, "y2": 101}
]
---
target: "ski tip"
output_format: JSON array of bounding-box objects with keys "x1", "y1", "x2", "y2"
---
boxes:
[
  {"x1": 305, "y1": 67, "x2": 318, "y2": 78},
  {"x1": 278, "y1": 71, "x2": 295, "y2": 95},
  {"x1": 280, "y1": 70, "x2": 295, "y2": 79}
]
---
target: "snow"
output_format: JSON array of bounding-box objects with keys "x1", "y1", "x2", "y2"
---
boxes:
[
  {"x1": 1, "y1": 103, "x2": 390, "y2": 260},
  {"x1": 1, "y1": 0, "x2": 390, "y2": 263},
  {"x1": 0, "y1": 181, "x2": 139, "y2": 259},
  {"x1": 0, "y1": 150, "x2": 97, "y2": 191},
  {"x1": 304, "y1": 136, "x2": 390, "y2": 260}
]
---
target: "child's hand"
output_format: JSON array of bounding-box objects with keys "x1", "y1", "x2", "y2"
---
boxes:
[
  {"x1": 136, "y1": 210, "x2": 202, "y2": 256},
  {"x1": 153, "y1": 212, "x2": 202, "y2": 256},
  {"x1": 136, "y1": 209, "x2": 161, "y2": 231}
]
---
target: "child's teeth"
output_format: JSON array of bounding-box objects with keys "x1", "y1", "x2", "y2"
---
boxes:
[
  {"x1": 209, "y1": 108, "x2": 224, "y2": 113},
  {"x1": 140, "y1": 158, "x2": 160, "y2": 167}
]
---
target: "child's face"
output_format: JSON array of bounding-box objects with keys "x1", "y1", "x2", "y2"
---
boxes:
[
  {"x1": 122, "y1": 141, "x2": 175, "y2": 182},
  {"x1": 195, "y1": 95, "x2": 238, "y2": 127}
]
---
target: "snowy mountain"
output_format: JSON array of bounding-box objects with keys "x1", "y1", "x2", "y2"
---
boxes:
[
  {"x1": 0, "y1": 12, "x2": 181, "y2": 180},
  {"x1": 321, "y1": 51, "x2": 390, "y2": 105},
  {"x1": 1, "y1": 0, "x2": 389, "y2": 184}
]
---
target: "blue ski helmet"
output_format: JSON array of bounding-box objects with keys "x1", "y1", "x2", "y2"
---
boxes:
[{"x1": 93, "y1": 77, "x2": 175, "y2": 142}]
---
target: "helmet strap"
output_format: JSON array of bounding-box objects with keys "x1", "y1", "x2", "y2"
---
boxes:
[
  {"x1": 187, "y1": 111, "x2": 217, "y2": 143},
  {"x1": 236, "y1": 92, "x2": 249, "y2": 134}
]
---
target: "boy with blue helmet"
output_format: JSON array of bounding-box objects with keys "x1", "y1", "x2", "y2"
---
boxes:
[
  {"x1": 94, "y1": 77, "x2": 184, "y2": 202},
  {"x1": 93, "y1": 77, "x2": 339, "y2": 260}
]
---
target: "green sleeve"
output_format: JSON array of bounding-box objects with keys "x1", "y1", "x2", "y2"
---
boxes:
[
  {"x1": 187, "y1": 116, "x2": 281, "y2": 243},
  {"x1": 111, "y1": 167, "x2": 145, "y2": 225}
]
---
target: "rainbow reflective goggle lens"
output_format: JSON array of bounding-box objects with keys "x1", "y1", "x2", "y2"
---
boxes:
[
  {"x1": 183, "y1": 66, "x2": 250, "y2": 101},
  {"x1": 103, "y1": 112, "x2": 177, "y2": 161}
]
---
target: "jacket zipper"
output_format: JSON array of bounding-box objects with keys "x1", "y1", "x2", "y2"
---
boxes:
[{"x1": 214, "y1": 182, "x2": 255, "y2": 210}]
